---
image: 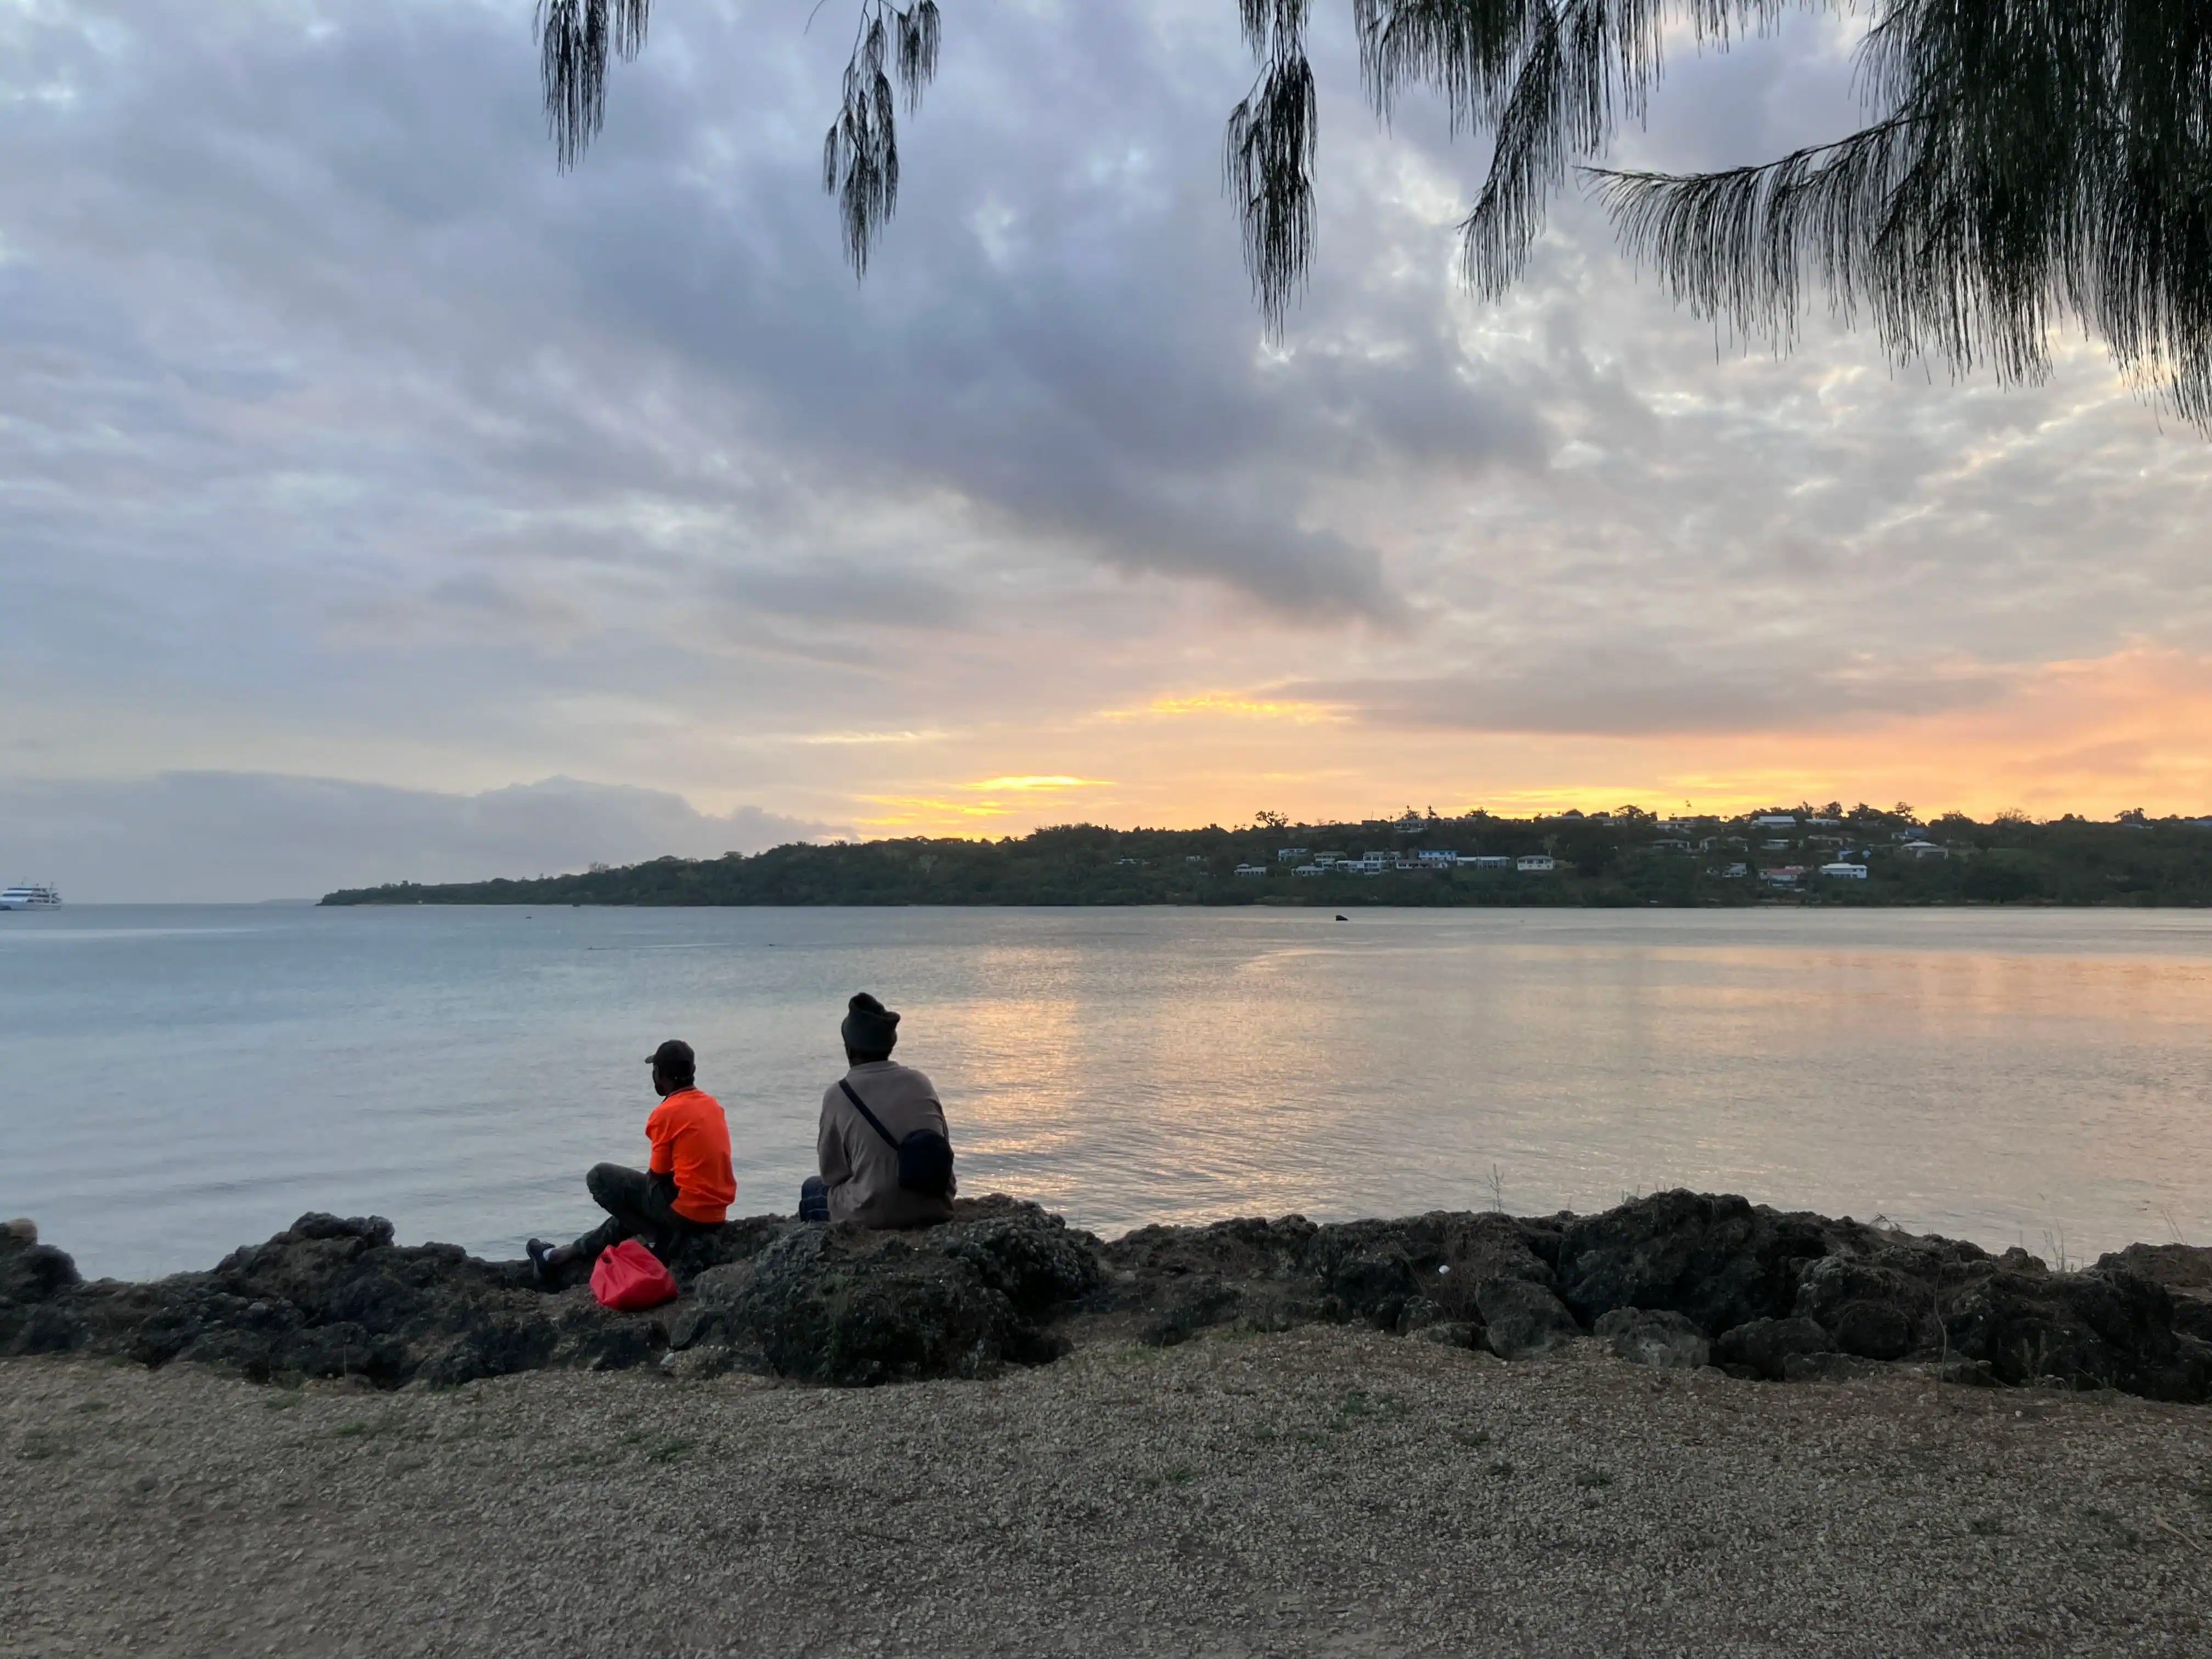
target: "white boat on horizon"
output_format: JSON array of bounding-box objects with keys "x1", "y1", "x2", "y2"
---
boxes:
[{"x1": 0, "y1": 883, "x2": 61, "y2": 910}]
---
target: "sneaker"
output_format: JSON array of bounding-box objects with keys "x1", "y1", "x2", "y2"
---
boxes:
[{"x1": 526, "y1": 1238, "x2": 557, "y2": 1285}]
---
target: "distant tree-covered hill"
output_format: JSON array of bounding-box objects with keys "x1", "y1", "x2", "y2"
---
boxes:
[{"x1": 321, "y1": 805, "x2": 2212, "y2": 907}]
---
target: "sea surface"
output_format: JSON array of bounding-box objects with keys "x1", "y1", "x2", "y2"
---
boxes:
[{"x1": 3, "y1": 904, "x2": 2209, "y2": 1280}]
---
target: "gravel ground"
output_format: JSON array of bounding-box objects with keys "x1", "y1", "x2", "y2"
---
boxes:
[{"x1": 3, "y1": 1328, "x2": 2210, "y2": 1658}]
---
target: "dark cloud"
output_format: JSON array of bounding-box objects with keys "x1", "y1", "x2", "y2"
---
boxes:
[
  {"x1": 0, "y1": 0, "x2": 2205, "y2": 821},
  {"x1": 0, "y1": 774, "x2": 842, "y2": 902}
]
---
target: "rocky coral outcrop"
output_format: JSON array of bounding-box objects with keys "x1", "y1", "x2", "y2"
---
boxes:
[
  {"x1": 1594, "y1": 1306, "x2": 1709, "y2": 1369},
  {"x1": 670, "y1": 1198, "x2": 1103, "y2": 1385},
  {"x1": 0, "y1": 1198, "x2": 1103, "y2": 1392},
  {"x1": 1714, "y1": 1316, "x2": 1836, "y2": 1381},
  {"x1": 5, "y1": 1192, "x2": 2209, "y2": 1403},
  {"x1": 1474, "y1": 1277, "x2": 1579, "y2": 1359}
]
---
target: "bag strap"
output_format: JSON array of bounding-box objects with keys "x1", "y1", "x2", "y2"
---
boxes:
[{"x1": 838, "y1": 1078, "x2": 902, "y2": 1152}]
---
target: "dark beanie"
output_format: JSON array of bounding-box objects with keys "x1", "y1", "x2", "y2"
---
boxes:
[{"x1": 842, "y1": 992, "x2": 900, "y2": 1054}]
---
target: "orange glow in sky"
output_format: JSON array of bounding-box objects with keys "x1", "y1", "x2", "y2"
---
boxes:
[{"x1": 824, "y1": 646, "x2": 2212, "y2": 837}]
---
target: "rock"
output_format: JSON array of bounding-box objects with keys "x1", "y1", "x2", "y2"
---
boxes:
[
  {"x1": 1594, "y1": 1307, "x2": 1709, "y2": 1369},
  {"x1": 2093, "y1": 1242, "x2": 2212, "y2": 1294},
  {"x1": 1324, "y1": 1247, "x2": 1420, "y2": 1330},
  {"x1": 1791, "y1": 1257, "x2": 1926, "y2": 1361},
  {"x1": 1, "y1": 1226, "x2": 88, "y2": 1357},
  {"x1": 1396, "y1": 1296, "x2": 1449, "y2": 1335},
  {"x1": 1101, "y1": 1214, "x2": 1320, "y2": 1342},
  {"x1": 11, "y1": 1192, "x2": 2209, "y2": 1406},
  {"x1": 1945, "y1": 1267, "x2": 2209, "y2": 1400},
  {"x1": 0, "y1": 1226, "x2": 80, "y2": 1306},
  {"x1": 1141, "y1": 1280, "x2": 1242, "y2": 1348},
  {"x1": 945, "y1": 1206, "x2": 1104, "y2": 1311},
  {"x1": 719, "y1": 1199, "x2": 1102, "y2": 1384},
  {"x1": 2096, "y1": 1244, "x2": 2212, "y2": 1350},
  {"x1": 1476, "y1": 1278, "x2": 1579, "y2": 1360},
  {"x1": 1103, "y1": 1214, "x2": 1317, "y2": 1284},
  {"x1": 19, "y1": 1213, "x2": 660, "y2": 1386},
  {"x1": 1555, "y1": 1190, "x2": 1829, "y2": 1334},
  {"x1": 730, "y1": 1227, "x2": 1023, "y2": 1385},
  {"x1": 1714, "y1": 1317, "x2": 1835, "y2": 1381},
  {"x1": 1299, "y1": 1211, "x2": 1559, "y2": 1331}
]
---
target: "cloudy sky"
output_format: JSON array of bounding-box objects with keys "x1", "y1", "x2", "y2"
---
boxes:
[{"x1": 4, "y1": 1, "x2": 2210, "y2": 898}]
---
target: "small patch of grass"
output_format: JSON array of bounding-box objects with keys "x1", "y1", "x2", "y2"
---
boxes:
[
  {"x1": 264, "y1": 1393, "x2": 303, "y2": 1412},
  {"x1": 1967, "y1": 1515, "x2": 2005, "y2": 1537},
  {"x1": 2186, "y1": 1483, "x2": 2212, "y2": 1515},
  {"x1": 1454, "y1": 1429, "x2": 1492, "y2": 1448},
  {"x1": 1291, "y1": 1429, "x2": 1330, "y2": 1448},
  {"x1": 1573, "y1": 1468, "x2": 1613, "y2": 1491},
  {"x1": 1487, "y1": 1458, "x2": 1514, "y2": 1479},
  {"x1": 72, "y1": 1401, "x2": 110, "y2": 1416}
]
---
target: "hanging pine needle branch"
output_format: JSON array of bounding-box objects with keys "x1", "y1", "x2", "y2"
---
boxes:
[
  {"x1": 538, "y1": 0, "x2": 653, "y2": 171},
  {"x1": 535, "y1": 1, "x2": 2212, "y2": 430},
  {"x1": 822, "y1": 1, "x2": 943, "y2": 277},
  {"x1": 1226, "y1": 1, "x2": 1319, "y2": 335},
  {"x1": 1592, "y1": 2, "x2": 2212, "y2": 425}
]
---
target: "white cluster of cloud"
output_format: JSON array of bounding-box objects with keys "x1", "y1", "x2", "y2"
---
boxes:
[{"x1": 2, "y1": 1, "x2": 2208, "y2": 896}]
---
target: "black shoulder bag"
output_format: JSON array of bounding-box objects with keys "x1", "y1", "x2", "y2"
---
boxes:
[{"x1": 839, "y1": 1079, "x2": 956, "y2": 1198}]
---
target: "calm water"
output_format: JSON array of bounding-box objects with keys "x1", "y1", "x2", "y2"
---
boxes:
[{"x1": 2, "y1": 905, "x2": 2208, "y2": 1280}]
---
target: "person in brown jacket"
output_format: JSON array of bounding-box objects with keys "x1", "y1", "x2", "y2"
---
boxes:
[{"x1": 800, "y1": 992, "x2": 957, "y2": 1229}]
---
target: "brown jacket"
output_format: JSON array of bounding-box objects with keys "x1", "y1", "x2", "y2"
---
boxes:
[{"x1": 816, "y1": 1060, "x2": 957, "y2": 1229}]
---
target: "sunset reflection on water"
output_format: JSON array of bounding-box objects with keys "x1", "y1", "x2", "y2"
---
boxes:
[{"x1": 3, "y1": 905, "x2": 2208, "y2": 1277}]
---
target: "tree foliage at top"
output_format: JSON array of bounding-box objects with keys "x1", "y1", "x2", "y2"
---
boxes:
[{"x1": 537, "y1": 1, "x2": 2212, "y2": 427}]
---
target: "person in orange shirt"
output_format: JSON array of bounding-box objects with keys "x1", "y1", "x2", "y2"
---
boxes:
[{"x1": 528, "y1": 1039, "x2": 735, "y2": 1281}]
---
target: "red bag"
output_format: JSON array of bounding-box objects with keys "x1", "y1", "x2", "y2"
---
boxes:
[{"x1": 590, "y1": 1239, "x2": 679, "y2": 1311}]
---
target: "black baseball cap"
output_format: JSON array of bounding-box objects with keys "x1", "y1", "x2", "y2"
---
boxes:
[{"x1": 644, "y1": 1039, "x2": 696, "y2": 1082}]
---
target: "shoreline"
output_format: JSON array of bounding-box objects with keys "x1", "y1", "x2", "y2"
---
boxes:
[
  {"x1": 317, "y1": 893, "x2": 2212, "y2": 910},
  {"x1": 9, "y1": 1193, "x2": 2212, "y2": 1651},
  {"x1": 7, "y1": 1190, "x2": 2209, "y2": 1401}
]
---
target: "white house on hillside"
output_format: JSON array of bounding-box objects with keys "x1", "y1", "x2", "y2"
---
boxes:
[{"x1": 1516, "y1": 854, "x2": 1555, "y2": 873}]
